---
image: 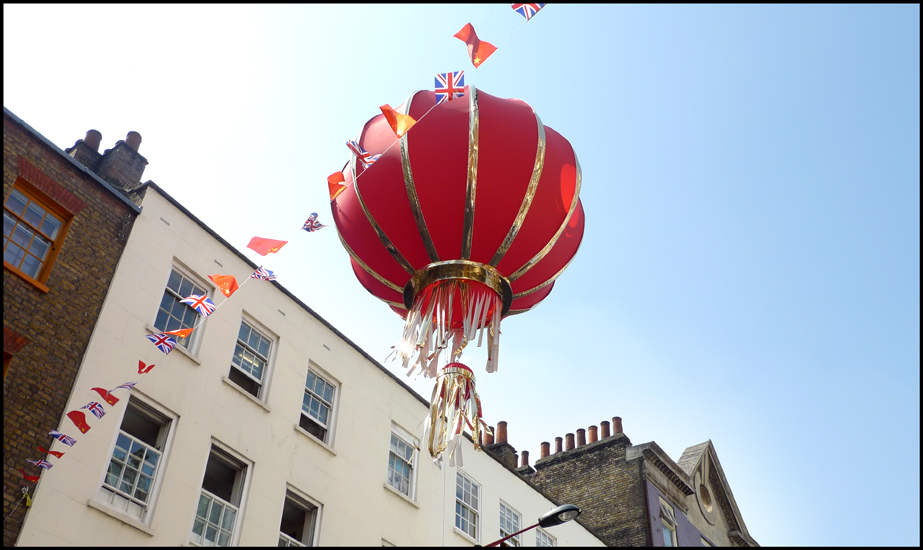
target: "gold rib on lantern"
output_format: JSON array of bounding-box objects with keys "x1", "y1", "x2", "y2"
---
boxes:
[
  {"x1": 350, "y1": 133, "x2": 416, "y2": 275},
  {"x1": 401, "y1": 91, "x2": 441, "y2": 264},
  {"x1": 461, "y1": 86, "x2": 480, "y2": 260},
  {"x1": 508, "y1": 153, "x2": 582, "y2": 282},
  {"x1": 403, "y1": 259, "x2": 512, "y2": 315},
  {"x1": 511, "y1": 242, "x2": 583, "y2": 299},
  {"x1": 489, "y1": 109, "x2": 546, "y2": 268}
]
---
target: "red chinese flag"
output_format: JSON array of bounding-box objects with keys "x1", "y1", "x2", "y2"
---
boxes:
[
  {"x1": 454, "y1": 23, "x2": 497, "y2": 68},
  {"x1": 379, "y1": 104, "x2": 417, "y2": 138},
  {"x1": 66, "y1": 410, "x2": 92, "y2": 434},
  {"x1": 208, "y1": 274, "x2": 239, "y2": 297},
  {"x1": 247, "y1": 237, "x2": 288, "y2": 256},
  {"x1": 328, "y1": 172, "x2": 347, "y2": 201},
  {"x1": 91, "y1": 387, "x2": 119, "y2": 406},
  {"x1": 137, "y1": 360, "x2": 156, "y2": 374},
  {"x1": 19, "y1": 469, "x2": 40, "y2": 483},
  {"x1": 164, "y1": 328, "x2": 194, "y2": 339},
  {"x1": 38, "y1": 446, "x2": 64, "y2": 459}
]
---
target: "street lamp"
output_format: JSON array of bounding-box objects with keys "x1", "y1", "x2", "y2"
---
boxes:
[{"x1": 481, "y1": 504, "x2": 582, "y2": 547}]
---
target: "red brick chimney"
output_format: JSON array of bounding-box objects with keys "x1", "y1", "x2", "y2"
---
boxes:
[
  {"x1": 496, "y1": 421, "x2": 508, "y2": 444},
  {"x1": 521, "y1": 450, "x2": 529, "y2": 467},
  {"x1": 600, "y1": 420, "x2": 611, "y2": 439},
  {"x1": 576, "y1": 428, "x2": 586, "y2": 448},
  {"x1": 565, "y1": 433, "x2": 575, "y2": 451},
  {"x1": 555, "y1": 436, "x2": 563, "y2": 454},
  {"x1": 540, "y1": 442, "x2": 550, "y2": 459},
  {"x1": 65, "y1": 129, "x2": 104, "y2": 172},
  {"x1": 588, "y1": 425, "x2": 598, "y2": 443}
]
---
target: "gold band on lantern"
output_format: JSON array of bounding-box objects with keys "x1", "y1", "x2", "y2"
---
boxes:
[{"x1": 402, "y1": 260, "x2": 513, "y2": 315}]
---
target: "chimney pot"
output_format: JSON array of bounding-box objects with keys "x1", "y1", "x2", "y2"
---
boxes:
[
  {"x1": 486, "y1": 426, "x2": 495, "y2": 446},
  {"x1": 540, "y1": 442, "x2": 550, "y2": 459},
  {"x1": 84, "y1": 130, "x2": 102, "y2": 151},
  {"x1": 588, "y1": 425, "x2": 598, "y2": 443},
  {"x1": 125, "y1": 131, "x2": 142, "y2": 151},
  {"x1": 565, "y1": 433, "x2": 575, "y2": 451},
  {"x1": 521, "y1": 450, "x2": 529, "y2": 467},
  {"x1": 576, "y1": 428, "x2": 586, "y2": 447},
  {"x1": 496, "y1": 421, "x2": 508, "y2": 444},
  {"x1": 613, "y1": 416, "x2": 623, "y2": 435},
  {"x1": 600, "y1": 421, "x2": 611, "y2": 439},
  {"x1": 554, "y1": 437, "x2": 563, "y2": 454}
]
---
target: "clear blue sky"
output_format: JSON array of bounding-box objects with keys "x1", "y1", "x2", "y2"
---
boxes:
[{"x1": 4, "y1": 5, "x2": 919, "y2": 546}]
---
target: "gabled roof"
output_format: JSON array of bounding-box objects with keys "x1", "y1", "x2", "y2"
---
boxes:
[{"x1": 677, "y1": 440, "x2": 759, "y2": 547}]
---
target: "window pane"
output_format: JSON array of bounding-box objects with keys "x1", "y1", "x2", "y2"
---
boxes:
[
  {"x1": 167, "y1": 270, "x2": 182, "y2": 293},
  {"x1": 6, "y1": 189, "x2": 28, "y2": 215},
  {"x1": 40, "y1": 214, "x2": 61, "y2": 239},
  {"x1": 28, "y1": 235, "x2": 49, "y2": 261},
  {"x1": 178, "y1": 277, "x2": 194, "y2": 299},
  {"x1": 20, "y1": 253, "x2": 42, "y2": 278},
  {"x1": 248, "y1": 330, "x2": 261, "y2": 350},
  {"x1": 205, "y1": 525, "x2": 218, "y2": 544},
  {"x1": 192, "y1": 519, "x2": 205, "y2": 537},
  {"x1": 238, "y1": 322, "x2": 251, "y2": 342},
  {"x1": 221, "y1": 507, "x2": 236, "y2": 530},
  {"x1": 4, "y1": 211, "x2": 16, "y2": 237},
  {"x1": 197, "y1": 494, "x2": 210, "y2": 519},
  {"x1": 12, "y1": 223, "x2": 33, "y2": 248},
  {"x1": 4, "y1": 243, "x2": 25, "y2": 267},
  {"x1": 258, "y1": 337, "x2": 270, "y2": 358},
  {"x1": 209, "y1": 501, "x2": 223, "y2": 524},
  {"x1": 107, "y1": 461, "x2": 123, "y2": 486},
  {"x1": 218, "y1": 531, "x2": 230, "y2": 547},
  {"x1": 23, "y1": 203, "x2": 45, "y2": 228}
]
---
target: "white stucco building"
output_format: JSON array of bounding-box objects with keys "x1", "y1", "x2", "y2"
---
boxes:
[{"x1": 14, "y1": 182, "x2": 604, "y2": 547}]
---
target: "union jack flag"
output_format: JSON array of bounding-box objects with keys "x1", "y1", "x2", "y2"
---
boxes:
[
  {"x1": 251, "y1": 266, "x2": 277, "y2": 281},
  {"x1": 303, "y1": 213, "x2": 326, "y2": 233},
  {"x1": 512, "y1": 3, "x2": 545, "y2": 21},
  {"x1": 435, "y1": 71, "x2": 465, "y2": 104},
  {"x1": 26, "y1": 459, "x2": 54, "y2": 470},
  {"x1": 81, "y1": 401, "x2": 106, "y2": 419},
  {"x1": 146, "y1": 332, "x2": 178, "y2": 354},
  {"x1": 346, "y1": 140, "x2": 381, "y2": 168},
  {"x1": 180, "y1": 294, "x2": 217, "y2": 317},
  {"x1": 111, "y1": 382, "x2": 137, "y2": 392},
  {"x1": 49, "y1": 430, "x2": 77, "y2": 447}
]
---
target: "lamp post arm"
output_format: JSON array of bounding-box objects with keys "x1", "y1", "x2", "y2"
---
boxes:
[{"x1": 484, "y1": 521, "x2": 540, "y2": 547}]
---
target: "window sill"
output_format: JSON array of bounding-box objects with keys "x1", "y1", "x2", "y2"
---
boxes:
[
  {"x1": 4, "y1": 261, "x2": 50, "y2": 293},
  {"x1": 146, "y1": 324, "x2": 201, "y2": 365},
  {"x1": 293, "y1": 424, "x2": 336, "y2": 456},
  {"x1": 453, "y1": 526, "x2": 479, "y2": 545},
  {"x1": 383, "y1": 482, "x2": 419, "y2": 508},
  {"x1": 86, "y1": 498, "x2": 155, "y2": 536},
  {"x1": 222, "y1": 376, "x2": 271, "y2": 412}
]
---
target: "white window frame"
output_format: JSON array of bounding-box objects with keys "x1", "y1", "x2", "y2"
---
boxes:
[
  {"x1": 95, "y1": 391, "x2": 177, "y2": 527},
  {"x1": 153, "y1": 261, "x2": 211, "y2": 354},
  {"x1": 189, "y1": 439, "x2": 253, "y2": 547},
  {"x1": 299, "y1": 363, "x2": 339, "y2": 446},
  {"x1": 499, "y1": 500, "x2": 522, "y2": 547},
  {"x1": 454, "y1": 470, "x2": 480, "y2": 542},
  {"x1": 227, "y1": 314, "x2": 276, "y2": 401},
  {"x1": 660, "y1": 496, "x2": 678, "y2": 547},
  {"x1": 278, "y1": 484, "x2": 322, "y2": 547},
  {"x1": 385, "y1": 423, "x2": 418, "y2": 500},
  {"x1": 535, "y1": 527, "x2": 556, "y2": 547}
]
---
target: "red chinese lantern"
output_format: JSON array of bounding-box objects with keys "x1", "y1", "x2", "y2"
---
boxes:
[{"x1": 330, "y1": 86, "x2": 584, "y2": 460}]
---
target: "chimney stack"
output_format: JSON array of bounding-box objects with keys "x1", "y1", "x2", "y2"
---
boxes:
[
  {"x1": 576, "y1": 428, "x2": 586, "y2": 448},
  {"x1": 521, "y1": 450, "x2": 529, "y2": 467},
  {"x1": 565, "y1": 433, "x2": 575, "y2": 451},
  {"x1": 600, "y1": 420, "x2": 611, "y2": 439},
  {"x1": 540, "y1": 442, "x2": 550, "y2": 459},
  {"x1": 486, "y1": 426, "x2": 495, "y2": 445},
  {"x1": 612, "y1": 416, "x2": 623, "y2": 435},
  {"x1": 588, "y1": 425, "x2": 598, "y2": 443},
  {"x1": 555, "y1": 437, "x2": 563, "y2": 454},
  {"x1": 65, "y1": 129, "x2": 104, "y2": 171},
  {"x1": 96, "y1": 131, "x2": 148, "y2": 198}
]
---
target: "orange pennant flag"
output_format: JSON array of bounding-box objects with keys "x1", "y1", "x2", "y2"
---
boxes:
[
  {"x1": 208, "y1": 274, "x2": 239, "y2": 297},
  {"x1": 454, "y1": 23, "x2": 497, "y2": 68},
  {"x1": 164, "y1": 328, "x2": 194, "y2": 339},
  {"x1": 247, "y1": 236, "x2": 288, "y2": 256},
  {"x1": 328, "y1": 172, "x2": 347, "y2": 201},
  {"x1": 91, "y1": 387, "x2": 119, "y2": 406},
  {"x1": 380, "y1": 104, "x2": 417, "y2": 138}
]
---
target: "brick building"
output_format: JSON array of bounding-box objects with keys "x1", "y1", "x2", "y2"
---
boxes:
[
  {"x1": 485, "y1": 417, "x2": 760, "y2": 546},
  {"x1": 3, "y1": 107, "x2": 144, "y2": 546}
]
